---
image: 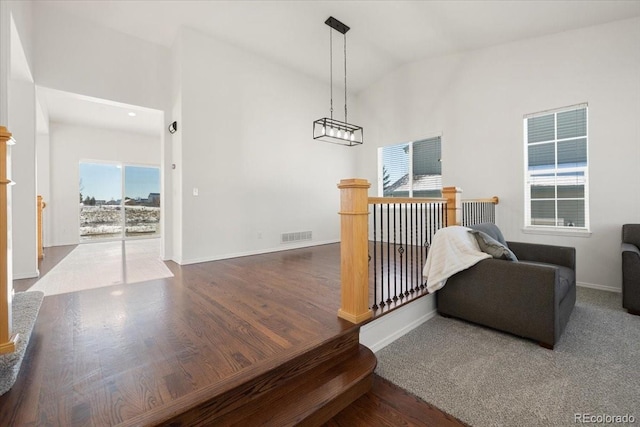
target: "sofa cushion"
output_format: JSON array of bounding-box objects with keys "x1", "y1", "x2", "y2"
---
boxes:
[
  {"x1": 469, "y1": 223, "x2": 508, "y2": 247},
  {"x1": 468, "y1": 229, "x2": 518, "y2": 261},
  {"x1": 519, "y1": 261, "x2": 575, "y2": 302}
]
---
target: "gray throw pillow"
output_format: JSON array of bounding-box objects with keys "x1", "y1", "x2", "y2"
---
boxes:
[{"x1": 468, "y1": 229, "x2": 518, "y2": 261}]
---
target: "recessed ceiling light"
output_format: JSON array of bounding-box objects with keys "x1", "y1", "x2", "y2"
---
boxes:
[{"x1": 128, "y1": 112, "x2": 136, "y2": 117}]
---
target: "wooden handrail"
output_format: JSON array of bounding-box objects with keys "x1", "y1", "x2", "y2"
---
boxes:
[
  {"x1": 463, "y1": 196, "x2": 499, "y2": 204},
  {"x1": 368, "y1": 196, "x2": 447, "y2": 205},
  {"x1": 0, "y1": 126, "x2": 18, "y2": 355}
]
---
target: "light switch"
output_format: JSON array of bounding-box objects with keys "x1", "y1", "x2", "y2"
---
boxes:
[{"x1": 193, "y1": 188, "x2": 199, "y2": 196}]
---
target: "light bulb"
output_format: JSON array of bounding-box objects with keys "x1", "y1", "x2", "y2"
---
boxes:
[
  {"x1": 350, "y1": 132, "x2": 355, "y2": 141},
  {"x1": 329, "y1": 127, "x2": 334, "y2": 137},
  {"x1": 337, "y1": 129, "x2": 342, "y2": 139},
  {"x1": 321, "y1": 126, "x2": 326, "y2": 135}
]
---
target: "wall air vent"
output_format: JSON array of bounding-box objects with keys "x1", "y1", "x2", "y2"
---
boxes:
[{"x1": 281, "y1": 231, "x2": 312, "y2": 244}]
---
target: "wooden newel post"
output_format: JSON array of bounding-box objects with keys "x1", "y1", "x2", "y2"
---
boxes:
[
  {"x1": 37, "y1": 195, "x2": 46, "y2": 259},
  {"x1": 337, "y1": 179, "x2": 372, "y2": 324},
  {"x1": 443, "y1": 186, "x2": 463, "y2": 226},
  {"x1": 0, "y1": 126, "x2": 18, "y2": 355}
]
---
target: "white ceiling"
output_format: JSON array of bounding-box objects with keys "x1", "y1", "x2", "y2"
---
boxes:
[
  {"x1": 35, "y1": 0, "x2": 640, "y2": 135},
  {"x1": 38, "y1": 87, "x2": 164, "y2": 137}
]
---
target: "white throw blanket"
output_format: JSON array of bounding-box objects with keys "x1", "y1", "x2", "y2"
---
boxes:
[{"x1": 423, "y1": 226, "x2": 491, "y2": 293}]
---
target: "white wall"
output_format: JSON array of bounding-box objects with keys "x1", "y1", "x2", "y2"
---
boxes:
[
  {"x1": 32, "y1": 3, "x2": 169, "y2": 112},
  {"x1": 8, "y1": 79, "x2": 37, "y2": 279},
  {"x1": 49, "y1": 123, "x2": 160, "y2": 246},
  {"x1": 32, "y1": 3, "x2": 174, "y2": 259},
  {"x1": 1, "y1": 1, "x2": 34, "y2": 125},
  {"x1": 36, "y1": 131, "x2": 50, "y2": 247},
  {"x1": 170, "y1": 33, "x2": 183, "y2": 263},
  {"x1": 6, "y1": 2, "x2": 38, "y2": 280},
  {"x1": 356, "y1": 17, "x2": 640, "y2": 291},
  {"x1": 174, "y1": 28, "x2": 356, "y2": 263}
]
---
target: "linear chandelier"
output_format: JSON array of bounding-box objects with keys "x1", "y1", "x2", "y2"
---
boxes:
[{"x1": 313, "y1": 16, "x2": 363, "y2": 146}]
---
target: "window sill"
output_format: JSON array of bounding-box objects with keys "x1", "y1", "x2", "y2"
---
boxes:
[{"x1": 522, "y1": 227, "x2": 592, "y2": 238}]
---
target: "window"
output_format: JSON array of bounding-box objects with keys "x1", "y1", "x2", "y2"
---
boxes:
[
  {"x1": 379, "y1": 136, "x2": 442, "y2": 197},
  {"x1": 524, "y1": 104, "x2": 589, "y2": 230}
]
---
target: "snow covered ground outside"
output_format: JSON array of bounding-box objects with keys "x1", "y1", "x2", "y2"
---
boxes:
[{"x1": 80, "y1": 205, "x2": 160, "y2": 239}]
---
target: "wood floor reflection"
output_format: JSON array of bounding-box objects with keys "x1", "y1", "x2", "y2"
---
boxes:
[
  {"x1": 5, "y1": 243, "x2": 465, "y2": 426},
  {"x1": 3, "y1": 244, "x2": 353, "y2": 425}
]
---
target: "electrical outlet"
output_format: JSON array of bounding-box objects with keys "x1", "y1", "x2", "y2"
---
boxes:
[{"x1": 193, "y1": 188, "x2": 199, "y2": 196}]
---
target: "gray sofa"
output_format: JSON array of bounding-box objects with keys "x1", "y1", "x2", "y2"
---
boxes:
[
  {"x1": 622, "y1": 224, "x2": 640, "y2": 315},
  {"x1": 436, "y1": 223, "x2": 576, "y2": 349}
]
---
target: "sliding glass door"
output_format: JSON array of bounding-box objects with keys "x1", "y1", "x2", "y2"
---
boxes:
[
  {"x1": 79, "y1": 162, "x2": 123, "y2": 241},
  {"x1": 79, "y1": 162, "x2": 160, "y2": 241},
  {"x1": 124, "y1": 165, "x2": 161, "y2": 238}
]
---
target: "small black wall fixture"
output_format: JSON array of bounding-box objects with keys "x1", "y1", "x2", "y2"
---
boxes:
[
  {"x1": 313, "y1": 16, "x2": 363, "y2": 146},
  {"x1": 168, "y1": 121, "x2": 178, "y2": 134}
]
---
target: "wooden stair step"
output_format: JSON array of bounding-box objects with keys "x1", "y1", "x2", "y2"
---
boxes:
[
  {"x1": 220, "y1": 343, "x2": 377, "y2": 426},
  {"x1": 136, "y1": 329, "x2": 366, "y2": 426}
]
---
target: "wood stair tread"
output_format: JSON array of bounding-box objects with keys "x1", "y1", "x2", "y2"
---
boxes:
[
  {"x1": 223, "y1": 343, "x2": 377, "y2": 426},
  {"x1": 129, "y1": 329, "x2": 369, "y2": 426}
]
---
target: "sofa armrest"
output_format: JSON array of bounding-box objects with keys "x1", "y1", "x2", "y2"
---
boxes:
[
  {"x1": 437, "y1": 258, "x2": 562, "y2": 345},
  {"x1": 622, "y1": 224, "x2": 640, "y2": 248},
  {"x1": 507, "y1": 241, "x2": 576, "y2": 270},
  {"x1": 622, "y1": 244, "x2": 640, "y2": 312},
  {"x1": 622, "y1": 242, "x2": 640, "y2": 256}
]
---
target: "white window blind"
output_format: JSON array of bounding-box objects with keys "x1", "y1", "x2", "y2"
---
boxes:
[
  {"x1": 379, "y1": 136, "x2": 442, "y2": 198},
  {"x1": 524, "y1": 104, "x2": 589, "y2": 230}
]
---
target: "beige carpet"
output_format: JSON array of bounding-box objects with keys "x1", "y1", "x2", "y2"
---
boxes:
[
  {"x1": 0, "y1": 291, "x2": 44, "y2": 396},
  {"x1": 376, "y1": 288, "x2": 640, "y2": 426},
  {"x1": 29, "y1": 239, "x2": 173, "y2": 296}
]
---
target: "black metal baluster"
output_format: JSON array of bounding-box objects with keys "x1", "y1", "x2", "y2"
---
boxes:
[
  {"x1": 379, "y1": 204, "x2": 385, "y2": 307},
  {"x1": 462, "y1": 202, "x2": 466, "y2": 226},
  {"x1": 415, "y1": 203, "x2": 419, "y2": 292},
  {"x1": 372, "y1": 205, "x2": 378, "y2": 310},
  {"x1": 393, "y1": 204, "x2": 398, "y2": 300},
  {"x1": 399, "y1": 205, "x2": 405, "y2": 298},
  {"x1": 474, "y1": 202, "x2": 478, "y2": 224},
  {"x1": 403, "y1": 204, "x2": 409, "y2": 296},
  {"x1": 412, "y1": 203, "x2": 416, "y2": 293},
  {"x1": 419, "y1": 203, "x2": 423, "y2": 290},
  {"x1": 387, "y1": 203, "x2": 391, "y2": 304}
]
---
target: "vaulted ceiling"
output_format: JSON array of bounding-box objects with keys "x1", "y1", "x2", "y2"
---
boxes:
[
  {"x1": 34, "y1": 0, "x2": 640, "y2": 135},
  {"x1": 41, "y1": 0, "x2": 640, "y2": 93}
]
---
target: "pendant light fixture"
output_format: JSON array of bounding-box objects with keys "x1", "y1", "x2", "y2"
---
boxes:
[{"x1": 313, "y1": 16, "x2": 363, "y2": 146}]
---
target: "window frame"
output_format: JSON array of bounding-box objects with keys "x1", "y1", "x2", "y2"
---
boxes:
[
  {"x1": 523, "y1": 104, "x2": 590, "y2": 234},
  {"x1": 377, "y1": 135, "x2": 442, "y2": 198}
]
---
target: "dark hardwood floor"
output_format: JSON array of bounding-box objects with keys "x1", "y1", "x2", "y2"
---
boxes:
[
  {"x1": 3, "y1": 243, "x2": 463, "y2": 426},
  {"x1": 326, "y1": 375, "x2": 467, "y2": 427}
]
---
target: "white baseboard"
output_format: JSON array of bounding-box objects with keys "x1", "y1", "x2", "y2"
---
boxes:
[
  {"x1": 178, "y1": 239, "x2": 340, "y2": 265},
  {"x1": 577, "y1": 281, "x2": 621, "y2": 293},
  {"x1": 13, "y1": 270, "x2": 39, "y2": 280},
  {"x1": 360, "y1": 296, "x2": 437, "y2": 353}
]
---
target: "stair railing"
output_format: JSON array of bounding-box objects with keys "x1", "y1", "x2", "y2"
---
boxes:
[
  {"x1": 337, "y1": 179, "x2": 498, "y2": 324},
  {"x1": 367, "y1": 196, "x2": 446, "y2": 315}
]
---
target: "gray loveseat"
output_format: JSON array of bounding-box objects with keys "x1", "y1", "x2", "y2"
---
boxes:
[
  {"x1": 436, "y1": 223, "x2": 576, "y2": 349},
  {"x1": 622, "y1": 224, "x2": 640, "y2": 315}
]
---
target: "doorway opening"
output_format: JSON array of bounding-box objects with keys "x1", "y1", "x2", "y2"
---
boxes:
[{"x1": 79, "y1": 161, "x2": 160, "y2": 241}]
